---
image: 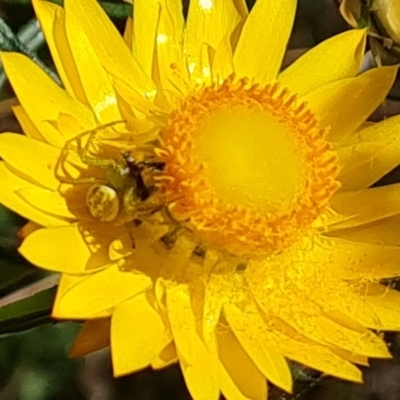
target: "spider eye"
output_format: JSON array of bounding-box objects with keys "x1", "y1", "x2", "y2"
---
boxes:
[{"x1": 86, "y1": 184, "x2": 120, "y2": 222}]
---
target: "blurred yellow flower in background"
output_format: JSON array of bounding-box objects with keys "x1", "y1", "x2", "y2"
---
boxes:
[{"x1": 1, "y1": 0, "x2": 400, "y2": 398}]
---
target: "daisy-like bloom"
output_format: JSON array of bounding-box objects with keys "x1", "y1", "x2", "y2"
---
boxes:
[{"x1": 2, "y1": 0, "x2": 400, "y2": 398}]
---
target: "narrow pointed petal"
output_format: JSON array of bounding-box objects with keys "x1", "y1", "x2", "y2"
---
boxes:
[
  {"x1": 111, "y1": 293, "x2": 168, "y2": 376},
  {"x1": 0, "y1": 52, "x2": 95, "y2": 146},
  {"x1": 329, "y1": 296, "x2": 383, "y2": 332},
  {"x1": 331, "y1": 214, "x2": 400, "y2": 246},
  {"x1": 361, "y1": 284, "x2": 400, "y2": 331},
  {"x1": 337, "y1": 116, "x2": 400, "y2": 190},
  {"x1": 212, "y1": 34, "x2": 234, "y2": 82},
  {"x1": 69, "y1": 318, "x2": 111, "y2": 358},
  {"x1": 315, "y1": 316, "x2": 390, "y2": 358},
  {"x1": 217, "y1": 326, "x2": 267, "y2": 400},
  {"x1": 203, "y1": 270, "x2": 232, "y2": 345},
  {"x1": 12, "y1": 105, "x2": 45, "y2": 142},
  {"x1": 134, "y1": 0, "x2": 187, "y2": 94},
  {"x1": 151, "y1": 342, "x2": 178, "y2": 369},
  {"x1": 19, "y1": 225, "x2": 93, "y2": 273},
  {"x1": 185, "y1": 0, "x2": 242, "y2": 83},
  {"x1": 274, "y1": 330, "x2": 363, "y2": 382},
  {"x1": 332, "y1": 348, "x2": 369, "y2": 366},
  {"x1": 64, "y1": 0, "x2": 155, "y2": 96},
  {"x1": 219, "y1": 366, "x2": 265, "y2": 400},
  {"x1": 232, "y1": 0, "x2": 248, "y2": 17},
  {"x1": 233, "y1": 0, "x2": 296, "y2": 84},
  {"x1": 0, "y1": 134, "x2": 59, "y2": 190},
  {"x1": 279, "y1": 29, "x2": 366, "y2": 95},
  {"x1": 326, "y1": 239, "x2": 400, "y2": 281},
  {"x1": 329, "y1": 184, "x2": 400, "y2": 230},
  {"x1": 52, "y1": 7, "x2": 88, "y2": 103},
  {"x1": 0, "y1": 163, "x2": 66, "y2": 226},
  {"x1": 224, "y1": 300, "x2": 293, "y2": 393},
  {"x1": 133, "y1": 0, "x2": 159, "y2": 77},
  {"x1": 57, "y1": 263, "x2": 152, "y2": 318},
  {"x1": 165, "y1": 283, "x2": 219, "y2": 400},
  {"x1": 65, "y1": 11, "x2": 121, "y2": 123},
  {"x1": 154, "y1": 2, "x2": 188, "y2": 94},
  {"x1": 123, "y1": 17, "x2": 133, "y2": 51},
  {"x1": 303, "y1": 66, "x2": 397, "y2": 142},
  {"x1": 32, "y1": 0, "x2": 86, "y2": 101}
]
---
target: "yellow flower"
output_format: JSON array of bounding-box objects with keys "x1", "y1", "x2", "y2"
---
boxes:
[{"x1": 1, "y1": 0, "x2": 400, "y2": 398}]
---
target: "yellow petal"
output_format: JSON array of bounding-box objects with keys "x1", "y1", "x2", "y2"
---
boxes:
[
  {"x1": 303, "y1": 66, "x2": 397, "y2": 142},
  {"x1": 328, "y1": 297, "x2": 383, "y2": 332},
  {"x1": 154, "y1": 1, "x2": 188, "y2": 95},
  {"x1": 329, "y1": 183, "x2": 400, "y2": 230},
  {"x1": 19, "y1": 225, "x2": 93, "y2": 273},
  {"x1": 273, "y1": 330, "x2": 363, "y2": 382},
  {"x1": 212, "y1": 33, "x2": 234, "y2": 82},
  {"x1": 132, "y1": 0, "x2": 159, "y2": 77},
  {"x1": 0, "y1": 133, "x2": 60, "y2": 190},
  {"x1": 315, "y1": 316, "x2": 390, "y2": 358},
  {"x1": 165, "y1": 282, "x2": 219, "y2": 400},
  {"x1": 224, "y1": 299, "x2": 293, "y2": 393},
  {"x1": 52, "y1": 274, "x2": 112, "y2": 319},
  {"x1": 233, "y1": 0, "x2": 296, "y2": 84},
  {"x1": 52, "y1": 6, "x2": 88, "y2": 103},
  {"x1": 189, "y1": 43, "x2": 213, "y2": 85},
  {"x1": 63, "y1": 0, "x2": 155, "y2": 96},
  {"x1": 32, "y1": 0, "x2": 86, "y2": 102},
  {"x1": 361, "y1": 283, "x2": 400, "y2": 331},
  {"x1": 185, "y1": 0, "x2": 243, "y2": 83},
  {"x1": 331, "y1": 214, "x2": 400, "y2": 246},
  {"x1": 113, "y1": 77, "x2": 162, "y2": 118},
  {"x1": 123, "y1": 17, "x2": 133, "y2": 51},
  {"x1": 151, "y1": 342, "x2": 178, "y2": 369},
  {"x1": 57, "y1": 263, "x2": 152, "y2": 318},
  {"x1": 336, "y1": 140, "x2": 386, "y2": 191},
  {"x1": 16, "y1": 187, "x2": 75, "y2": 219},
  {"x1": 134, "y1": 0, "x2": 187, "y2": 95},
  {"x1": 279, "y1": 29, "x2": 366, "y2": 95},
  {"x1": 64, "y1": 10, "x2": 122, "y2": 123},
  {"x1": 332, "y1": 348, "x2": 369, "y2": 367},
  {"x1": 203, "y1": 268, "x2": 232, "y2": 345},
  {"x1": 0, "y1": 162, "x2": 66, "y2": 226},
  {"x1": 324, "y1": 239, "x2": 400, "y2": 281},
  {"x1": 111, "y1": 292, "x2": 168, "y2": 376},
  {"x1": 232, "y1": 0, "x2": 248, "y2": 18},
  {"x1": 1, "y1": 52, "x2": 95, "y2": 146},
  {"x1": 12, "y1": 105, "x2": 44, "y2": 142},
  {"x1": 69, "y1": 318, "x2": 111, "y2": 358},
  {"x1": 337, "y1": 116, "x2": 400, "y2": 190},
  {"x1": 217, "y1": 326, "x2": 267, "y2": 400},
  {"x1": 272, "y1": 235, "x2": 400, "y2": 281}
]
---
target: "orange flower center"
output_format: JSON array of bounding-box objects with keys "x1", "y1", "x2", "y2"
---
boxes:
[{"x1": 155, "y1": 77, "x2": 340, "y2": 257}]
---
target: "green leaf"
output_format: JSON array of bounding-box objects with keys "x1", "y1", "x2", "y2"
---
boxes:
[
  {"x1": 0, "y1": 257, "x2": 47, "y2": 297},
  {"x1": 0, "y1": 283, "x2": 57, "y2": 335},
  {"x1": 0, "y1": 16, "x2": 61, "y2": 84}
]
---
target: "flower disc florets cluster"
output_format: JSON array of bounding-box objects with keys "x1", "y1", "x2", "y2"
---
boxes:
[{"x1": 155, "y1": 76, "x2": 340, "y2": 257}]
